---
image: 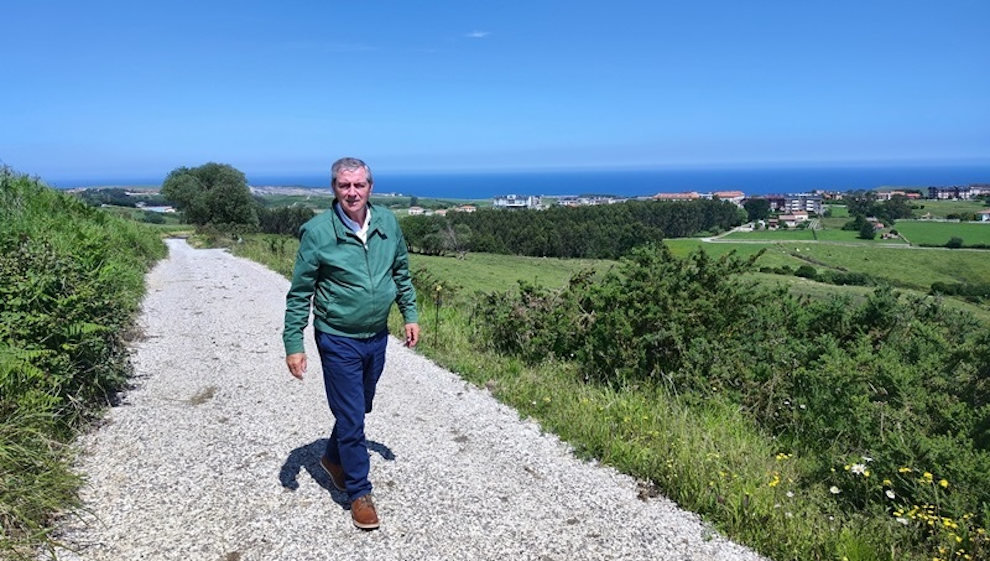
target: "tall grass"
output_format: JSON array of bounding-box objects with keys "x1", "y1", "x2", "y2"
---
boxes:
[{"x1": 0, "y1": 168, "x2": 165, "y2": 558}]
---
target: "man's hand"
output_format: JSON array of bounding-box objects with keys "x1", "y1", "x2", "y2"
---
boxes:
[
  {"x1": 404, "y1": 323, "x2": 420, "y2": 348},
  {"x1": 286, "y1": 353, "x2": 307, "y2": 380}
]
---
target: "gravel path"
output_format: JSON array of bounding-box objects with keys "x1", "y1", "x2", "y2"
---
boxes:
[{"x1": 51, "y1": 239, "x2": 766, "y2": 561}]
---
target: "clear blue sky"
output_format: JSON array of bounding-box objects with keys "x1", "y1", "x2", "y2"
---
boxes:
[{"x1": 2, "y1": 0, "x2": 988, "y2": 184}]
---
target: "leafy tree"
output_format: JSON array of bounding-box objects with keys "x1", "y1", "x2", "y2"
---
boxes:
[
  {"x1": 743, "y1": 198, "x2": 770, "y2": 221},
  {"x1": 946, "y1": 236, "x2": 963, "y2": 249},
  {"x1": 843, "y1": 214, "x2": 868, "y2": 231},
  {"x1": 161, "y1": 162, "x2": 258, "y2": 228},
  {"x1": 858, "y1": 221, "x2": 876, "y2": 240}
]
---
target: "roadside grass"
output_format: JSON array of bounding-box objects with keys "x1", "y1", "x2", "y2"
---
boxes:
[
  {"x1": 1, "y1": 170, "x2": 165, "y2": 559},
  {"x1": 895, "y1": 220, "x2": 990, "y2": 247},
  {"x1": 385, "y1": 317, "x2": 853, "y2": 560}
]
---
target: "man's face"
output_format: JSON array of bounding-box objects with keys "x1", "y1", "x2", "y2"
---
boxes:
[{"x1": 333, "y1": 167, "x2": 372, "y2": 220}]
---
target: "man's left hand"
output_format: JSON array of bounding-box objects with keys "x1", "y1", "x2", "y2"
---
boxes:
[{"x1": 404, "y1": 323, "x2": 420, "y2": 348}]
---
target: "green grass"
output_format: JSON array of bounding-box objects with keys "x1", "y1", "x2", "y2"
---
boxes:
[
  {"x1": 1, "y1": 170, "x2": 165, "y2": 558},
  {"x1": 722, "y1": 228, "x2": 906, "y2": 244},
  {"x1": 826, "y1": 204, "x2": 849, "y2": 218},
  {"x1": 723, "y1": 229, "x2": 818, "y2": 241},
  {"x1": 895, "y1": 220, "x2": 990, "y2": 246},
  {"x1": 913, "y1": 199, "x2": 989, "y2": 219},
  {"x1": 408, "y1": 252, "x2": 615, "y2": 295}
]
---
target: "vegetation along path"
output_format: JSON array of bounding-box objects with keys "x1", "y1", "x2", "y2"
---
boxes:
[{"x1": 50, "y1": 239, "x2": 764, "y2": 561}]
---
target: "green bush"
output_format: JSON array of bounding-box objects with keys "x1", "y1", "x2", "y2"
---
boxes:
[
  {"x1": 0, "y1": 168, "x2": 164, "y2": 556},
  {"x1": 475, "y1": 243, "x2": 990, "y2": 560}
]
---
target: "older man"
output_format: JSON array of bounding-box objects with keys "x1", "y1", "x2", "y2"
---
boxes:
[{"x1": 283, "y1": 157, "x2": 419, "y2": 530}]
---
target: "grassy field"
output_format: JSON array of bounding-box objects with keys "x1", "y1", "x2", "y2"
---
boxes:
[
  {"x1": 895, "y1": 220, "x2": 990, "y2": 246},
  {"x1": 723, "y1": 228, "x2": 906, "y2": 244},
  {"x1": 914, "y1": 199, "x2": 989, "y2": 218},
  {"x1": 824, "y1": 204, "x2": 849, "y2": 218},
  {"x1": 666, "y1": 237, "x2": 990, "y2": 290},
  {"x1": 408, "y1": 252, "x2": 615, "y2": 295}
]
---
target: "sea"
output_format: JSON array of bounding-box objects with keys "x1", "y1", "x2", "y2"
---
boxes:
[{"x1": 58, "y1": 163, "x2": 990, "y2": 200}]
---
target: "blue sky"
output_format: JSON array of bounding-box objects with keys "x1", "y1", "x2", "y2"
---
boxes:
[{"x1": 2, "y1": 0, "x2": 988, "y2": 184}]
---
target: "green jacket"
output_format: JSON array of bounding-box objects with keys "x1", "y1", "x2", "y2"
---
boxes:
[{"x1": 282, "y1": 202, "x2": 418, "y2": 355}]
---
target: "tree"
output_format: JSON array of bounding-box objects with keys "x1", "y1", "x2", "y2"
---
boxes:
[
  {"x1": 858, "y1": 221, "x2": 876, "y2": 240},
  {"x1": 946, "y1": 237, "x2": 963, "y2": 249},
  {"x1": 743, "y1": 198, "x2": 770, "y2": 221},
  {"x1": 161, "y1": 162, "x2": 258, "y2": 228}
]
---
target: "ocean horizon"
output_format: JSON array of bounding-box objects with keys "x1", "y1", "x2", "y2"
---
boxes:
[{"x1": 53, "y1": 163, "x2": 990, "y2": 200}]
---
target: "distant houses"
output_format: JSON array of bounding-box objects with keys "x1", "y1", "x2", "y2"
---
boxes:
[
  {"x1": 927, "y1": 184, "x2": 990, "y2": 200},
  {"x1": 492, "y1": 194, "x2": 542, "y2": 209},
  {"x1": 647, "y1": 190, "x2": 746, "y2": 206}
]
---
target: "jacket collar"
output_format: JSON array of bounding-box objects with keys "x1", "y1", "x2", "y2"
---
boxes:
[{"x1": 330, "y1": 200, "x2": 386, "y2": 241}]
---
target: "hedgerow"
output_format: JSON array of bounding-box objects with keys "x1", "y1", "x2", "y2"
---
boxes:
[{"x1": 0, "y1": 168, "x2": 165, "y2": 558}]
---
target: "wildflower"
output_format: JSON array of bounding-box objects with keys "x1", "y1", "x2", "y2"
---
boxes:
[
  {"x1": 850, "y1": 463, "x2": 867, "y2": 475},
  {"x1": 883, "y1": 479, "x2": 892, "y2": 486},
  {"x1": 542, "y1": 396, "x2": 551, "y2": 403},
  {"x1": 829, "y1": 486, "x2": 841, "y2": 494},
  {"x1": 862, "y1": 455, "x2": 873, "y2": 463},
  {"x1": 939, "y1": 479, "x2": 949, "y2": 488},
  {"x1": 896, "y1": 517, "x2": 909, "y2": 525},
  {"x1": 922, "y1": 471, "x2": 934, "y2": 482},
  {"x1": 898, "y1": 467, "x2": 912, "y2": 473},
  {"x1": 886, "y1": 489, "x2": 896, "y2": 499},
  {"x1": 786, "y1": 491, "x2": 795, "y2": 498}
]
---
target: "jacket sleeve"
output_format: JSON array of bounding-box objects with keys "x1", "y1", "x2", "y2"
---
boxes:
[
  {"x1": 283, "y1": 224, "x2": 321, "y2": 355},
  {"x1": 391, "y1": 224, "x2": 419, "y2": 324}
]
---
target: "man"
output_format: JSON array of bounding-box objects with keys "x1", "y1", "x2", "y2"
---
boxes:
[{"x1": 283, "y1": 157, "x2": 419, "y2": 530}]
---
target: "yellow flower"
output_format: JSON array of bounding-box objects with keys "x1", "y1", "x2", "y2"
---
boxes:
[
  {"x1": 922, "y1": 471, "x2": 934, "y2": 482},
  {"x1": 939, "y1": 479, "x2": 949, "y2": 488},
  {"x1": 898, "y1": 467, "x2": 912, "y2": 473},
  {"x1": 883, "y1": 479, "x2": 892, "y2": 486}
]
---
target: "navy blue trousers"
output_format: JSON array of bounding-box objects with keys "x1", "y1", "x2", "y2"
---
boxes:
[{"x1": 315, "y1": 329, "x2": 387, "y2": 502}]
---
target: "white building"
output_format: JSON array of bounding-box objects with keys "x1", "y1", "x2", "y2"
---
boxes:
[{"x1": 493, "y1": 194, "x2": 542, "y2": 209}]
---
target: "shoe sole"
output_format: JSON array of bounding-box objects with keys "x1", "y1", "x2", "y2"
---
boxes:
[
  {"x1": 319, "y1": 458, "x2": 346, "y2": 492},
  {"x1": 353, "y1": 519, "x2": 380, "y2": 530}
]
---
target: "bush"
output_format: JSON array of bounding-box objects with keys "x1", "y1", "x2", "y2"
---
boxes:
[
  {"x1": 946, "y1": 237, "x2": 964, "y2": 249},
  {"x1": 475, "y1": 243, "x2": 990, "y2": 559},
  {"x1": 0, "y1": 168, "x2": 164, "y2": 555},
  {"x1": 794, "y1": 264, "x2": 818, "y2": 279}
]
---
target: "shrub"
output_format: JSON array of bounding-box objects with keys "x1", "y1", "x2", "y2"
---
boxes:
[
  {"x1": 475, "y1": 242, "x2": 990, "y2": 559},
  {"x1": 0, "y1": 168, "x2": 164, "y2": 555},
  {"x1": 794, "y1": 264, "x2": 818, "y2": 279},
  {"x1": 946, "y1": 237, "x2": 964, "y2": 249}
]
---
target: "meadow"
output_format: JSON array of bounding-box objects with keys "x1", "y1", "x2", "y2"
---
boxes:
[{"x1": 895, "y1": 220, "x2": 990, "y2": 246}]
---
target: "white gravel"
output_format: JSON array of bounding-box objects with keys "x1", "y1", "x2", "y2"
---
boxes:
[{"x1": 49, "y1": 238, "x2": 767, "y2": 561}]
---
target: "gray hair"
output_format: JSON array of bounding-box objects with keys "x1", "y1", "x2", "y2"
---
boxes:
[{"x1": 330, "y1": 157, "x2": 373, "y2": 187}]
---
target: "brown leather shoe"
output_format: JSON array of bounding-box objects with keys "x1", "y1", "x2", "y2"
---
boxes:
[
  {"x1": 350, "y1": 495, "x2": 380, "y2": 530},
  {"x1": 320, "y1": 457, "x2": 345, "y2": 492}
]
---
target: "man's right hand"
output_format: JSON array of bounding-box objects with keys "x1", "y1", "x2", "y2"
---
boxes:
[{"x1": 286, "y1": 353, "x2": 307, "y2": 380}]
